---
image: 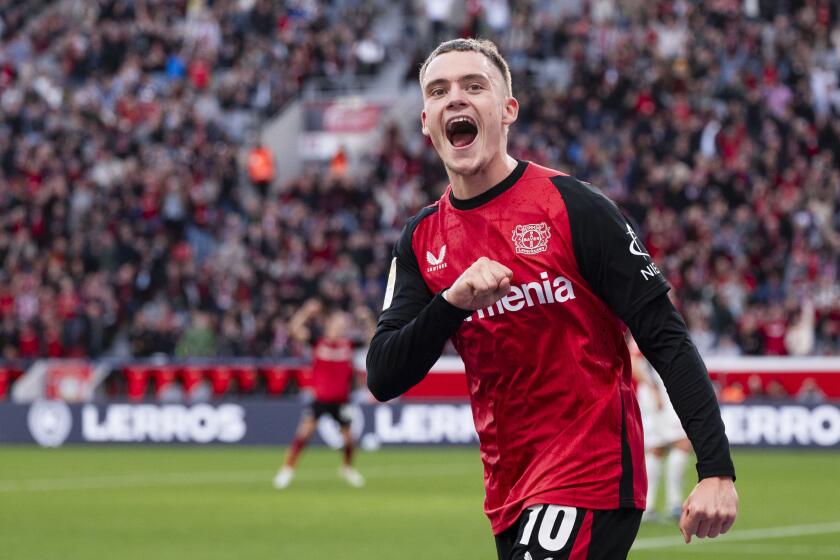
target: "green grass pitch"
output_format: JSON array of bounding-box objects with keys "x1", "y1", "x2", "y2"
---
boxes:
[{"x1": 1, "y1": 447, "x2": 838, "y2": 559}]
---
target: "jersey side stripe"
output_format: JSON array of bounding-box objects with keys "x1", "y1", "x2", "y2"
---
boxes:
[{"x1": 381, "y1": 257, "x2": 397, "y2": 310}]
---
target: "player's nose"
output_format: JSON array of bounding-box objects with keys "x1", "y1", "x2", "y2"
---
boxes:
[{"x1": 445, "y1": 84, "x2": 468, "y2": 109}]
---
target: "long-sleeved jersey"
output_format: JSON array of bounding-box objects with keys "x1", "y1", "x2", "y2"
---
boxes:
[{"x1": 367, "y1": 160, "x2": 734, "y2": 534}]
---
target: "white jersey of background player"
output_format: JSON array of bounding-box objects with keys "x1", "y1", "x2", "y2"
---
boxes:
[{"x1": 629, "y1": 336, "x2": 693, "y2": 522}]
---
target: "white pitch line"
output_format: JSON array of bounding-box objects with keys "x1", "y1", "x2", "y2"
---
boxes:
[
  {"x1": 666, "y1": 543, "x2": 840, "y2": 557},
  {"x1": 0, "y1": 464, "x2": 479, "y2": 493},
  {"x1": 634, "y1": 521, "x2": 840, "y2": 550}
]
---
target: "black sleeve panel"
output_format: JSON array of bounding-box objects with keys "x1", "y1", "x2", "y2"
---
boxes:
[
  {"x1": 626, "y1": 293, "x2": 736, "y2": 481},
  {"x1": 366, "y1": 206, "x2": 472, "y2": 401},
  {"x1": 551, "y1": 175, "x2": 670, "y2": 322},
  {"x1": 375, "y1": 207, "x2": 437, "y2": 328}
]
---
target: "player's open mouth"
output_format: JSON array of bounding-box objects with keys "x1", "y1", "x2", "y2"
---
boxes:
[{"x1": 445, "y1": 116, "x2": 478, "y2": 149}]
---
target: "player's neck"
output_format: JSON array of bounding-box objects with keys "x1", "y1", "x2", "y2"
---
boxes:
[{"x1": 448, "y1": 153, "x2": 518, "y2": 201}]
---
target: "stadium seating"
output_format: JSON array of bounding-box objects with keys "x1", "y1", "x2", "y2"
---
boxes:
[
  {"x1": 114, "y1": 362, "x2": 311, "y2": 400},
  {"x1": 0, "y1": 0, "x2": 837, "y2": 383}
]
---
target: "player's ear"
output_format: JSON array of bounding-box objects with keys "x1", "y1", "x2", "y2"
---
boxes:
[
  {"x1": 502, "y1": 96, "x2": 519, "y2": 126},
  {"x1": 421, "y1": 109, "x2": 430, "y2": 136}
]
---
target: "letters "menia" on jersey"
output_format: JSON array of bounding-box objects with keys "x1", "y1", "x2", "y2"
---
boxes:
[{"x1": 465, "y1": 271, "x2": 575, "y2": 322}]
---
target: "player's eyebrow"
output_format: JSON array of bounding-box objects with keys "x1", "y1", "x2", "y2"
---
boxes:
[
  {"x1": 424, "y1": 73, "x2": 492, "y2": 95},
  {"x1": 457, "y1": 73, "x2": 491, "y2": 85}
]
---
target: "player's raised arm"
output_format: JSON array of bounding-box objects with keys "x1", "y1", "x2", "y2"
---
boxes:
[
  {"x1": 366, "y1": 216, "x2": 512, "y2": 401},
  {"x1": 366, "y1": 212, "x2": 468, "y2": 401}
]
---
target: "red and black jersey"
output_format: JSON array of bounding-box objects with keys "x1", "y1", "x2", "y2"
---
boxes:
[
  {"x1": 367, "y1": 160, "x2": 734, "y2": 535},
  {"x1": 311, "y1": 338, "x2": 354, "y2": 403}
]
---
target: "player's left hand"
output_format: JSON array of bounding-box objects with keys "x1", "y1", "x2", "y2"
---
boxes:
[{"x1": 679, "y1": 476, "x2": 738, "y2": 543}]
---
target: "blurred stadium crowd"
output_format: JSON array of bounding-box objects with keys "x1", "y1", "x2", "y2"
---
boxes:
[{"x1": 0, "y1": 0, "x2": 838, "y2": 367}]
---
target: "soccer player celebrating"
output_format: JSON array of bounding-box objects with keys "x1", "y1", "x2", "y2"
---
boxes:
[
  {"x1": 274, "y1": 301, "x2": 364, "y2": 489},
  {"x1": 366, "y1": 39, "x2": 737, "y2": 558}
]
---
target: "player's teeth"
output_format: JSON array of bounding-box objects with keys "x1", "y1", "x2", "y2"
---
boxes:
[{"x1": 447, "y1": 117, "x2": 475, "y2": 131}]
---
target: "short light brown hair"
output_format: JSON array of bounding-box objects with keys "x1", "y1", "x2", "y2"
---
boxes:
[{"x1": 419, "y1": 38, "x2": 513, "y2": 97}]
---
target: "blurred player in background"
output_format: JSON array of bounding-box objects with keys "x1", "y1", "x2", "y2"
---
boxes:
[
  {"x1": 274, "y1": 300, "x2": 364, "y2": 489},
  {"x1": 367, "y1": 38, "x2": 738, "y2": 559},
  {"x1": 629, "y1": 336, "x2": 692, "y2": 523}
]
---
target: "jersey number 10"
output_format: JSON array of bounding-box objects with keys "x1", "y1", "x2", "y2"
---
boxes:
[{"x1": 519, "y1": 505, "x2": 577, "y2": 552}]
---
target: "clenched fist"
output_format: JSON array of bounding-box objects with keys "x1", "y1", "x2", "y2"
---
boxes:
[
  {"x1": 679, "y1": 476, "x2": 739, "y2": 543},
  {"x1": 443, "y1": 257, "x2": 513, "y2": 311}
]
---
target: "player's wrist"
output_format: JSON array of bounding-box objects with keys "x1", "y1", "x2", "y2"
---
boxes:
[
  {"x1": 441, "y1": 287, "x2": 468, "y2": 309},
  {"x1": 436, "y1": 290, "x2": 473, "y2": 320},
  {"x1": 698, "y1": 474, "x2": 735, "y2": 484}
]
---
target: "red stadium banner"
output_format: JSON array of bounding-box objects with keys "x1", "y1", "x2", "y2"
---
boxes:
[
  {"x1": 303, "y1": 99, "x2": 386, "y2": 133},
  {"x1": 402, "y1": 357, "x2": 840, "y2": 401},
  {"x1": 299, "y1": 97, "x2": 391, "y2": 160},
  {"x1": 6, "y1": 357, "x2": 840, "y2": 403},
  {"x1": 44, "y1": 361, "x2": 94, "y2": 402}
]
